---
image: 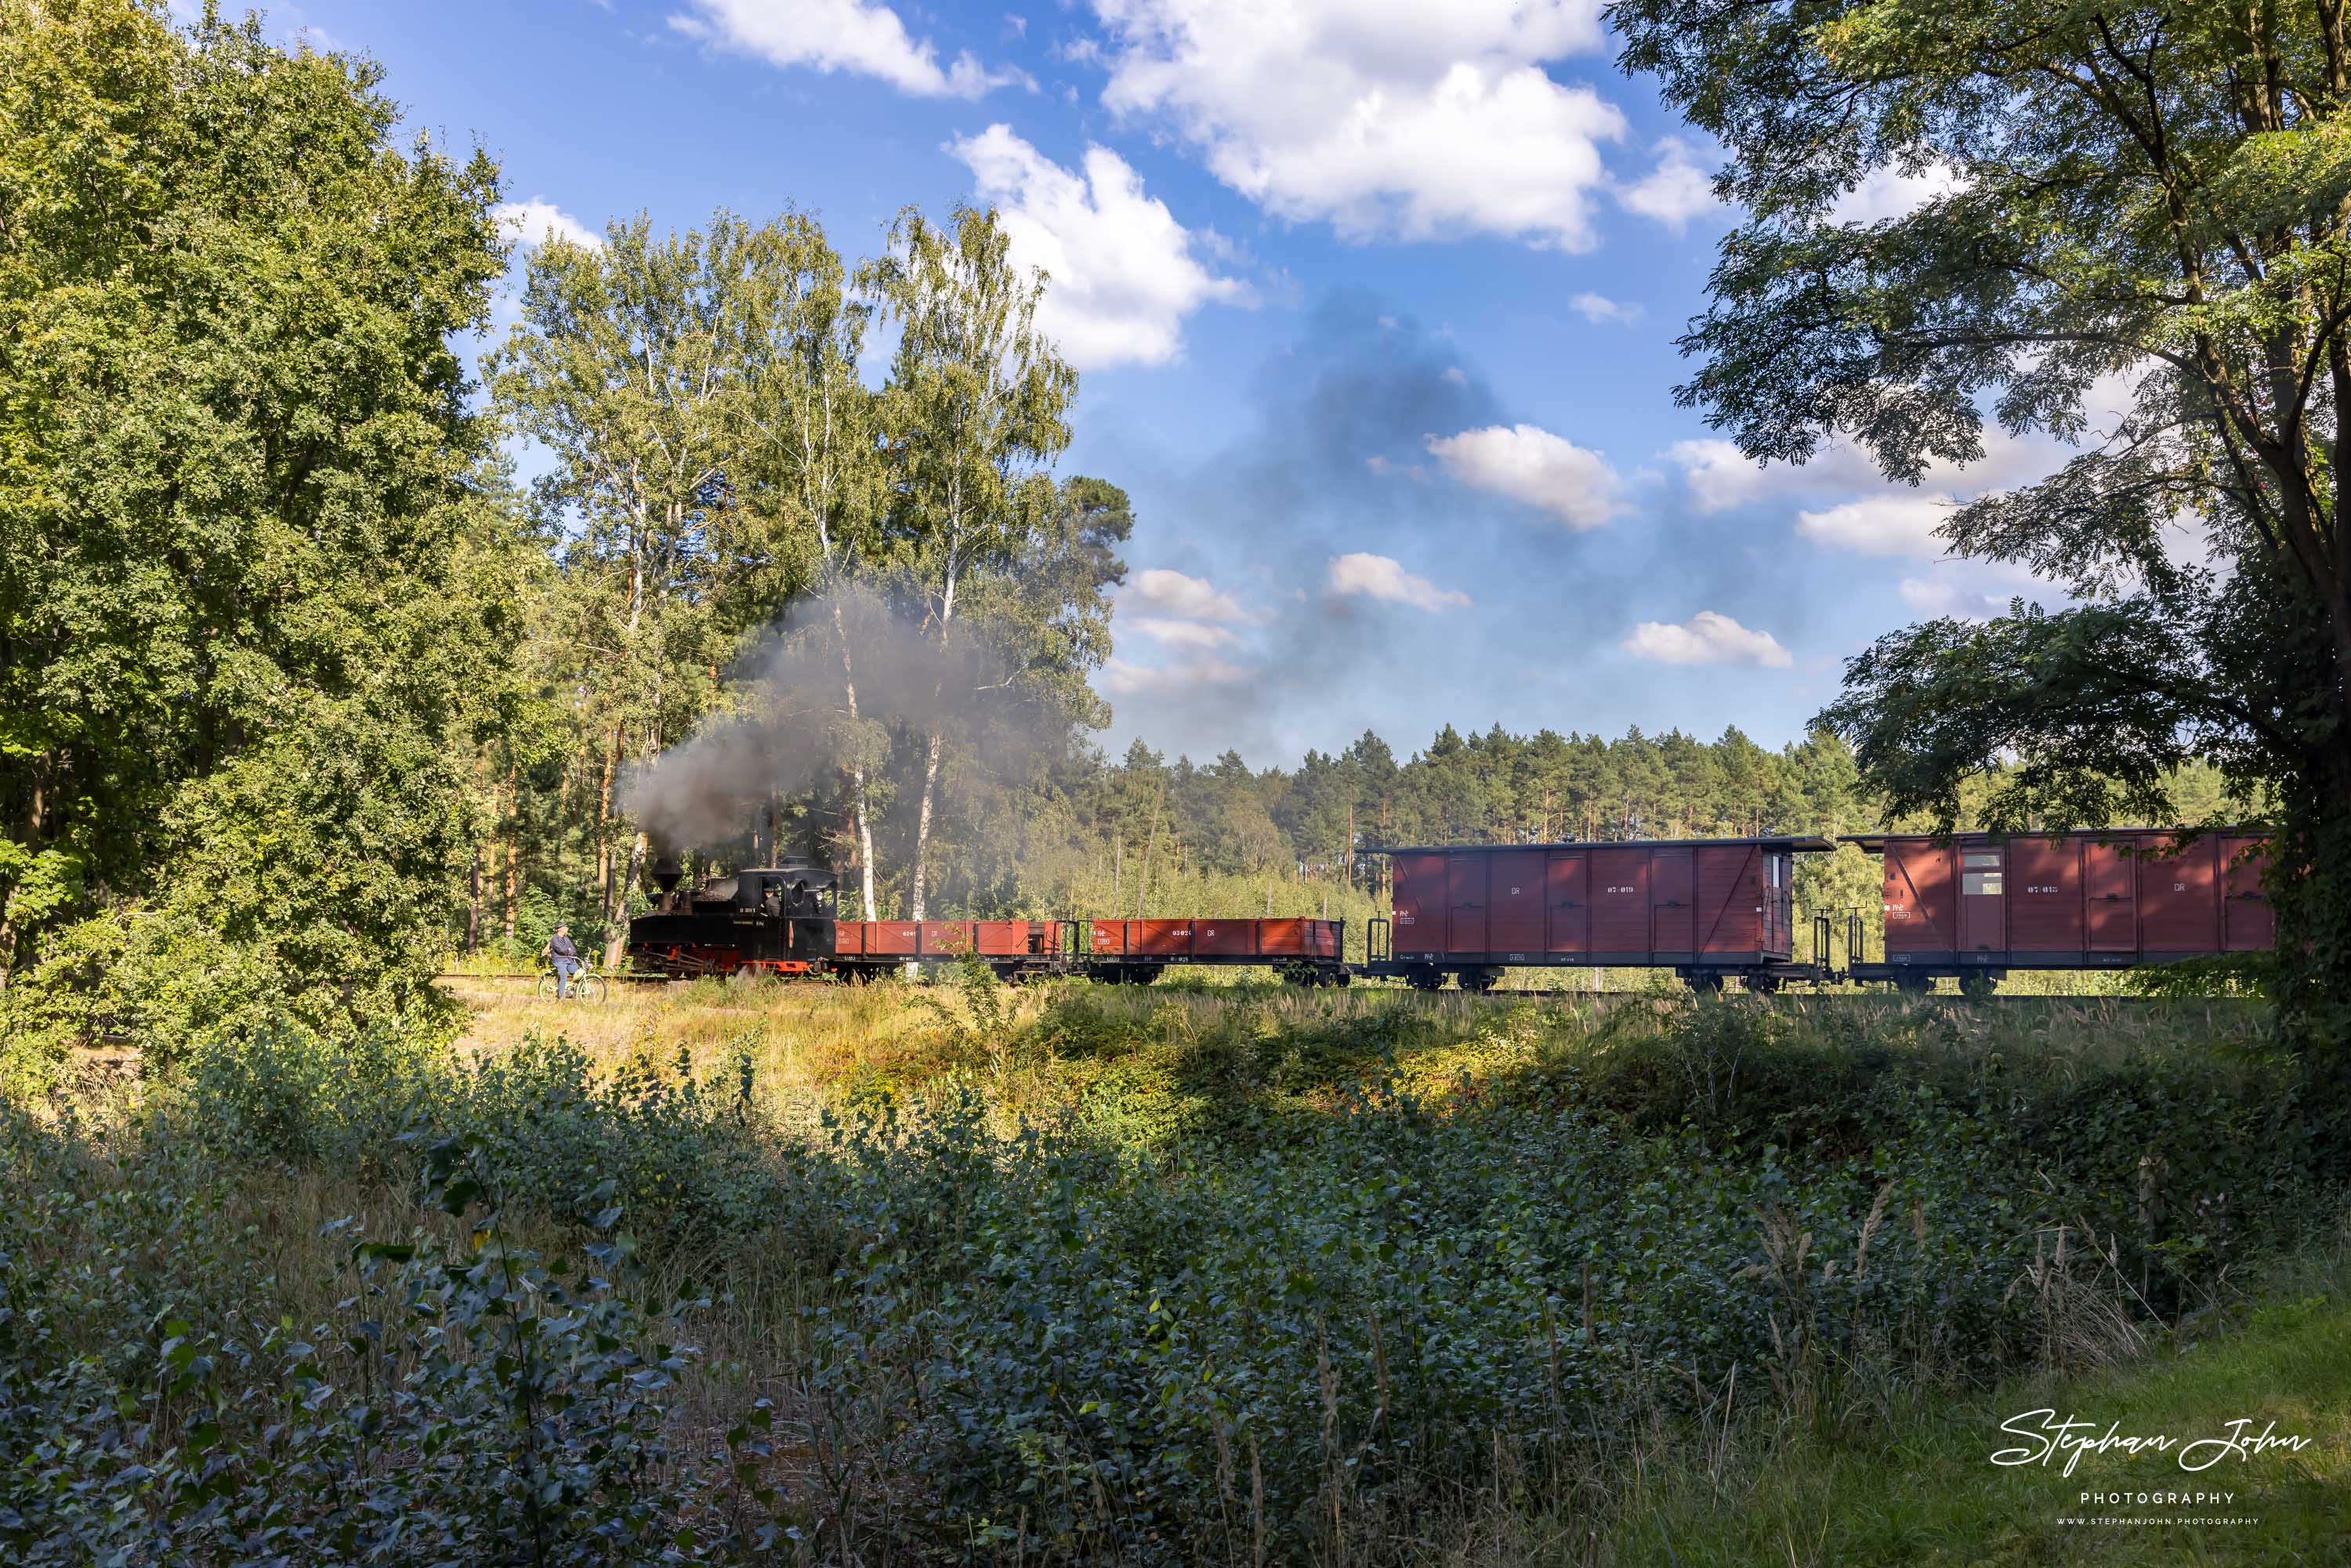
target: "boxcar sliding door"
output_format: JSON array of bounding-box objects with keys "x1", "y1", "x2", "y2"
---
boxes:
[
  {"x1": 1546, "y1": 851, "x2": 1588, "y2": 957},
  {"x1": 1651, "y1": 849, "x2": 1695, "y2": 957}
]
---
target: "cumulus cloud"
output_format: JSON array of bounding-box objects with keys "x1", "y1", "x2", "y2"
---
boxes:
[
  {"x1": 1830, "y1": 159, "x2": 1965, "y2": 225},
  {"x1": 1615, "y1": 136, "x2": 1716, "y2": 230},
  {"x1": 1896, "y1": 577, "x2": 2011, "y2": 620},
  {"x1": 1425, "y1": 423, "x2": 1619, "y2": 529},
  {"x1": 1570, "y1": 291, "x2": 1641, "y2": 325},
  {"x1": 1326, "y1": 552, "x2": 1471, "y2": 610},
  {"x1": 1666, "y1": 437, "x2": 1883, "y2": 513},
  {"x1": 1130, "y1": 615, "x2": 1239, "y2": 648},
  {"x1": 1103, "y1": 653, "x2": 1251, "y2": 692},
  {"x1": 1127, "y1": 567, "x2": 1251, "y2": 621},
  {"x1": 1796, "y1": 494, "x2": 1958, "y2": 557},
  {"x1": 950, "y1": 125, "x2": 1248, "y2": 369},
  {"x1": 669, "y1": 0, "x2": 1017, "y2": 97},
  {"x1": 1621, "y1": 610, "x2": 1791, "y2": 668},
  {"x1": 494, "y1": 198, "x2": 602, "y2": 251},
  {"x1": 1090, "y1": 0, "x2": 1627, "y2": 248}
]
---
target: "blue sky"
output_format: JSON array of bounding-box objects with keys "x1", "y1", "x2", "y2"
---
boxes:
[{"x1": 240, "y1": 0, "x2": 2070, "y2": 766}]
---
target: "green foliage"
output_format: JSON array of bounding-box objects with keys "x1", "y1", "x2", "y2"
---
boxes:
[
  {"x1": 0, "y1": 0, "x2": 520, "y2": 1034},
  {"x1": 0, "y1": 1103, "x2": 763, "y2": 1564}
]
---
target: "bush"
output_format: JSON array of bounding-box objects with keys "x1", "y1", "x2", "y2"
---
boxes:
[{"x1": 0, "y1": 1110, "x2": 771, "y2": 1565}]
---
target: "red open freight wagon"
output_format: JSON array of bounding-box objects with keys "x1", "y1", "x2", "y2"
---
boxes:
[{"x1": 1363, "y1": 837, "x2": 1834, "y2": 991}]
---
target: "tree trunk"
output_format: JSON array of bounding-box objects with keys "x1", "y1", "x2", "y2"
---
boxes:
[
  {"x1": 907, "y1": 549, "x2": 962, "y2": 925},
  {"x1": 605, "y1": 831, "x2": 646, "y2": 970},
  {"x1": 502, "y1": 768, "x2": 519, "y2": 942},
  {"x1": 909, "y1": 729, "x2": 944, "y2": 921},
  {"x1": 466, "y1": 842, "x2": 483, "y2": 953},
  {"x1": 831, "y1": 593, "x2": 880, "y2": 921},
  {"x1": 596, "y1": 725, "x2": 619, "y2": 917}
]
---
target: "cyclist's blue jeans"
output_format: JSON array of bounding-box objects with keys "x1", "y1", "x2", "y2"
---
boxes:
[{"x1": 555, "y1": 958, "x2": 578, "y2": 997}]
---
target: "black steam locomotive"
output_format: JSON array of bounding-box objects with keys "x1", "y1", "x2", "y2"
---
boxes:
[{"x1": 627, "y1": 860, "x2": 844, "y2": 978}]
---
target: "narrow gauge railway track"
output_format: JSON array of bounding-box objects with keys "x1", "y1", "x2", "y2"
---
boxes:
[{"x1": 437, "y1": 971, "x2": 2177, "y2": 1002}]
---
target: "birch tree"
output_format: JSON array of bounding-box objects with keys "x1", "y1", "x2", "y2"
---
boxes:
[
  {"x1": 872, "y1": 206, "x2": 1075, "y2": 919},
  {"x1": 489, "y1": 214, "x2": 752, "y2": 963},
  {"x1": 734, "y1": 215, "x2": 889, "y2": 917}
]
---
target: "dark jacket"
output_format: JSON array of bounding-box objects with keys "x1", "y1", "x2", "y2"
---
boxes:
[{"x1": 549, "y1": 933, "x2": 578, "y2": 962}]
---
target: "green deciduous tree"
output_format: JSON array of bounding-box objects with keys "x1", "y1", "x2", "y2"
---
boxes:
[
  {"x1": 1614, "y1": 0, "x2": 2351, "y2": 1028},
  {"x1": 489, "y1": 213, "x2": 763, "y2": 962},
  {"x1": 734, "y1": 214, "x2": 886, "y2": 916},
  {"x1": 873, "y1": 206, "x2": 1077, "y2": 919},
  {"x1": 0, "y1": 0, "x2": 514, "y2": 1061}
]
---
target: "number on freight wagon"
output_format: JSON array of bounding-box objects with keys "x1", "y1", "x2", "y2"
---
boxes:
[{"x1": 1605, "y1": 885, "x2": 1639, "y2": 895}]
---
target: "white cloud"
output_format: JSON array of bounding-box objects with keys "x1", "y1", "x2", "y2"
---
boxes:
[
  {"x1": 1621, "y1": 610, "x2": 1791, "y2": 668},
  {"x1": 949, "y1": 125, "x2": 1248, "y2": 369},
  {"x1": 1796, "y1": 494, "x2": 1958, "y2": 557},
  {"x1": 1103, "y1": 653, "x2": 1251, "y2": 692},
  {"x1": 1830, "y1": 160, "x2": 1965, "y2": 225},
  {"x1": 1326, "y1": 552, "x2": 1472, "y2": 610},
  {"x1": 1896, "y1": 577, "x2": 2009, "y2": 620},
  {"x1": 1128, "y1": 567, "x2": 1249, "y2": 621},
  {"x1": 1090, "y1": 1, "x2": 1627, "y2": 248},
  {"x1": 494, "y1": 199, "x2": 602, "y2": 252},
  {"x1": 1616, "y1": 136, "x2": 1716, "y2": 230},
  {"x1": 1570, "y1": 291, "x2": 1641, "y2": 325},
  {"x1": 1666, "y1": 436, "x2": 1888, "y2": 513},
  {"x1": 669, "y1": 0, "x2": 1017, "y2": 97},
  {"x1": 1668, "y1": 429, "x2": 2057, "y2": 517},
  {"x1": 1425, "y1": 423, "x2": 1619, "y2": 529},
  {"x1": 1129, "y1": 616, "x2": 1238, "y2": 648}
]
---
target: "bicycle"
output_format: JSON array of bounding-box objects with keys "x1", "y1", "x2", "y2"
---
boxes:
[{"x1": 536, "y1": 963, "x2": 609, "y2": 1004}]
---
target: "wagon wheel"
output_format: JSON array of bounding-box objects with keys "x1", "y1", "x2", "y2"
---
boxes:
[
  {"x1": 1959, "y1": 971, "x2": 1999, "y2": 1001},
  {"x1": 1463, "y1": 969, "x2": 1502, "y2": 994},
  {"x1": 1688, "y1": 972, "x2": 1726, "y2": 994},
  {"x1": 1406, "y1": 967, "x2": 1445, "y2": 992}
]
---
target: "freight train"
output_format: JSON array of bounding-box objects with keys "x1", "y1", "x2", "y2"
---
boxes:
[{"x1": 627, "y1": 829, "x2": 2274, "y2": 992}]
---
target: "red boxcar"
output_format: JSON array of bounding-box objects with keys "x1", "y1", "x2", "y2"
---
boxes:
[
  {"x1": 1378, "y1": 838, "x2": 1827, "y2": 989},
  {"x1": 1848, "y1": 830, "x2": 2273, "y2": 985}
]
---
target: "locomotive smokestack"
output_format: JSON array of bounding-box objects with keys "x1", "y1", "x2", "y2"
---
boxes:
[{"x1": 653, "y1": 860, "x2": 683, "y2": 896}]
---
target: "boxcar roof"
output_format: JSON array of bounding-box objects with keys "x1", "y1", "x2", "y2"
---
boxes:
[
  {"x1": 1842, "y1": 827, "x2": 2264, "y2": 851},
  {"x1": 1375, "y1": 836, "x2": 1835, "y2": 854}
]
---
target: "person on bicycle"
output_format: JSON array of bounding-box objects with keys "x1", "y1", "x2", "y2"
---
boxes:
[{"x1": 547, "y1": 924, "x2": 580, "y2": 998}]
